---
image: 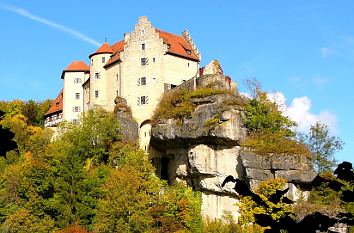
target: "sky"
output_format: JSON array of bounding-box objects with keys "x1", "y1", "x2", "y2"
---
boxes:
[{"x1": 0, "y1": 1, "x2": 353, "y2": 163}]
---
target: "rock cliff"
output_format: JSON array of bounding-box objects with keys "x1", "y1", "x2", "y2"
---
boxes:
[{"x1": 150, "y1": 78, "x2": 315, "y2": 219}]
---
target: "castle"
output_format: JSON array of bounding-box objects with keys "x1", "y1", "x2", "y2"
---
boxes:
[{"x1": 44, "y1": 16, "x2": 201, "y2": 150}]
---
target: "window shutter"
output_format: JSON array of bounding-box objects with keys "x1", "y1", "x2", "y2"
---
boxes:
[
  {"x1": 137, "y1": 97, "x2": 140, "y2": 106},
  {"x1": 137, "y1": 78, "x2": 140, "y2": 86},
  {"x1": 146, "y1": 96, "x2": 149, "y2": 104}
]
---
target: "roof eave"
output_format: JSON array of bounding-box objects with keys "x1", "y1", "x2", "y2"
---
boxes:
[
  {"x1": 103, "y1": 59, "x2": 121, "y2": 69},
  {"x1": 166, "y1": 52, "x2": 200, "y2": 62},
  {"x1": 89, "y1": 51, "x2": 113, "y2": 58},
  {"x1": 61, "y1": 70, "x2": 90, "y2": 79}
]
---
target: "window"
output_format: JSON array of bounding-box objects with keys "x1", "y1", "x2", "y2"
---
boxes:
[
  {"x1": 141, "y1": 96, "x2": 146, "y2": 105},
  {"x1": 187, "y1": 62, "x2": 190, "y2": 67},
  {"x1": 153, "y1": 57, "x2": 156, "y2": 63},
  {"x1": 73, "y1": 119, "x2": 78, "y2": 125},
  {"x1": 137, "y1": 96, "x2": 149, "y2": 105},
  {"x1": 56, "y1": 102, "x2": 59, "y2": 107},
  {"x1": 94, "y1": 72, "x2": 100, "y2": 80},
  {"x1": 75, "y1": 93, "x2": 80, "y2": 99},
  {"x1": 141, "y1": 29, "x2": 145, "y2": 36},
  {"x1": 102, "y1": 57, "x2": 105, "y2": 63},
  {"x1": 141, "y1": 57, "x2": 147, "y2": 66},
  {"x1": 152, "y1": 77, "x2": 157, "y2": 83},
  {"x1": 73, "y1": 106, "x2": 81, "y2": 112},
  {"x1": 138, "y1": 77, "x2": 146, "y2": 86},
  {"x1": 167, "y1": 44, "x2": 171, "y2": 49},
  {"x1": 142, "y1": 43, "x2": 145, "y2": 50},
  {"x1": 186, "y1": 49, "x2": 191, "y2": 55},
  {"x1": 74, "y1": 78, "x2": 81, "y2": 84},
  {"x1": 95, "y1": 90, "x2": 99, "y2": 98},
  {"x1": 91, "y1": 59, "x2": 93, "y2": 65}
]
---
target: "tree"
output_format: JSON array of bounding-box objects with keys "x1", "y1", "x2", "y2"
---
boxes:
[
  {"x1": 241, "y1": 81, "x2": 310, "y2": 157},
  {"x1": 300, "y1": 122, "x2": 343, "y2": 173}
]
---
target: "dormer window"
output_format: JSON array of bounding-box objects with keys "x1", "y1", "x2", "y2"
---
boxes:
[
  {"x1": 186, "y1": 50, "x2": 191, "y2": 55},
  {"x1": 167, "y1": 44, "x2": 171, "y2": 49},
  {"x1": 56, "y1": 102, "x2": 59, "y2": 107}
]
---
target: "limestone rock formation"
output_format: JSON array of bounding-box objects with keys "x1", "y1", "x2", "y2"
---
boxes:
[
  {"x1": 149, "y1": 80, "x2": 315, "y2": 219},
  {"x1": 114, "y1": 96, "x2": 138, "y2": 143}
]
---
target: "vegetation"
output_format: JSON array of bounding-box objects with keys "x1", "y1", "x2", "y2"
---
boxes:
[
  {"x1": 241, "y1": 81, "x2": 312, "y2": 157},
  {"x1": 238, "y1": 178, "x2": 293, "y2": 228},
  {"x1": 0, "y1": 105, "x2": 205, "y2": 232},
  {"x1": 152, "y1": 87, "x2": 231, "y2": 124},
  {"x1": 299, "y1": 122, "x2": 343, "y2": 173}
]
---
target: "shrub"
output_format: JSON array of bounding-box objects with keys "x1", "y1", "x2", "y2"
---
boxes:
[
  {"x1": 241, "y1": 131, "x2": 311, "y2": 157},
  {"x1": 152, "y1": 87, "x2": 233, "y2": 124}
]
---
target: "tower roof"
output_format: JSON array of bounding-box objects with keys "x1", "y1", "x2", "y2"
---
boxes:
[
  {"x1": 89, "y1": 42, "x2": 113, "y2": 58},
  {"x1": 44, "y1": 89, "x2": 63, "y2": 116},
  {"x1": 61, "y1": 61, "x2": 90, "y2": 79},
  {"x1": 104, "y1": 40, "x2": 125, "y2": 68},
  {"x1": 64, "y1": 61, "x2": 90, "y2": 71}
]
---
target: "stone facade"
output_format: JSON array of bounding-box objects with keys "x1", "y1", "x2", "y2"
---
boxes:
[
  {"x1": 62, "y1": 70, "x2": 89, "y2": 124},
  {"x1": 48, "y1": 16, "x2": 200, "y2": 151}
]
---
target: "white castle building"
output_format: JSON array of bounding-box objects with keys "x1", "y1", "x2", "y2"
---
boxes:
[{"x1": 44, "y1": 16, "x2": 201, "y2": 149}]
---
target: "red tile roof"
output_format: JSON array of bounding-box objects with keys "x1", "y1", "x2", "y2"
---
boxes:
[
  {"x1": 45, "y1": 89, "x2": 63, "y2": 116},
  {"x1": 103, "y1": 29, "x2": 199, "y2": 68},
  {"x1": 64, "y1": 61, "x2": 90, "y2": 72},
  {"x1": 61, "y1": 61, "x2": 90, "y2": 79},
  {"x1": 104, "y1": 40, "x2": 125, "y2": 68},
  {"x1": 89, "y1": 42, "x2": 113, "y2": 57},
  {"x1": 156, "y1": 29, "x2": 199, "y2": 61}
]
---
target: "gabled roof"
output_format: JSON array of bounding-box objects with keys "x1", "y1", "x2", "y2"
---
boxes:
[
  {"x1": 61, "y1": 61, "x2": 90, "y2": 79},
  {"x1": 44, "y1": 89, "x2": 63, "y2": 116},
  {"x1": 103, "y1": 28, "x2": 199, "y2": 69},
  {"x1": 89, "y1": 42, "x2": 113, "y2": 58},
  {"x1": 104, "y1": 40, "x2": 125, "y2": 68},
  {"x1": 156, "y1": 29, "x2": 199, "y2": 61}
]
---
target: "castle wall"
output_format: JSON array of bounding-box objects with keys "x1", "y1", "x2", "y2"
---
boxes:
[
  {"x1": 119, "y1": 17, "x2": 166, "y2": 125},
  {"x1": 105, "y1": 63, "x2": 120, "y2": 112},
  {"x1": 89, "y1": 53, "x2": 110, "y2": 108},
  {"x1": 62, "y1": 71, "x2": 85, "y2": 123},
  {"x1": 162, "y1": 54, "x2": 199, "y2": 86}
]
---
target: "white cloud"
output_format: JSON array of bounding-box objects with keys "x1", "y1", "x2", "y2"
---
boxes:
[
  {"x1": 321, "y1": 47, "x2": 337, "y2": 58},
  {"x1": 267, "y1": 92, "x2": 338, "y2": 133},
  {"x1": 312, "y1": 76, "x2": 329, "y2": 87},
  {"x1": 0, "y1": 2, "x2": 100, "y2": 46}
]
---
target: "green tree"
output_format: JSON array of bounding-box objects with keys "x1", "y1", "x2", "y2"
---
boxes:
[
  {"x1": 241, "y1": 81, "x2": 310, "y2": 157},
  {"x1": 59, "y1": 108, "x2": 121, "y2": 164},
  {"x1": 300, "y1": 122, "x2": 343, "y2": 173}
]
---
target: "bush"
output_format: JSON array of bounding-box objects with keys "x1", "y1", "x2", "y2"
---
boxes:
[
  {"x1": 152, "y1": 87, "x2": 232, "y2": 124},
  {"x1": 241, "y1": 131, "x2": 312, "y2": 157}
]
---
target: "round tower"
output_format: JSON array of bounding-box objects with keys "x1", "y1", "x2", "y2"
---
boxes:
[{"x1": 89, "y1": 42, "x2": 113, "y2": 108}]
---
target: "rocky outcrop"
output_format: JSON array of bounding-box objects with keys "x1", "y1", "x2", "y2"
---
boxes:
[
  {"x1": 151, "y1": 94, "x2": 246, "y2": 150},
  {"x1": 150, "y1": 88, "x2": 315, "y2": 219},
  {"x1": 114, "y1": 96, "x2": 138, "y2": 143}
]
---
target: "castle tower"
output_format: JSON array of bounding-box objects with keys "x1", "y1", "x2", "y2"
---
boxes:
[
  {"x1": 61, "y1": 61, "x2": 90, "y2": 124},
  {"x1": 89, "y1": 42, "x2": 113, "y2": 109}
]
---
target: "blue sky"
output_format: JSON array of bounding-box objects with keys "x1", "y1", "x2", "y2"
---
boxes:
[{"x1": 0, "y1": 1, "x2": 353, "y2": 163}]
